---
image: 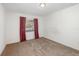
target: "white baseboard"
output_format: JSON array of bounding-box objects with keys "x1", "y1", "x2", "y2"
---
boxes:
[
  {"x1": 44, "y1": 36, "x2": 79, "y2": 51},
  {"x1": 0, "y1": 44, "x2": 6, "y2": 55}
]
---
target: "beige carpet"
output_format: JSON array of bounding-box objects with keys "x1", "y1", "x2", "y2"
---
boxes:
[{"x1": 1, "y1": 37, "x2": 79, "y2": 56}]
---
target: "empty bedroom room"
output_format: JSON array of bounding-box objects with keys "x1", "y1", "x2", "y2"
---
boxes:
[{"x1": 0, "y1": 2, "x2": 79, "y2": 56}]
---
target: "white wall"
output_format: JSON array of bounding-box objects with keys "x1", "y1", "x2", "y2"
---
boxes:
[
  {"x1": 0, "y1": 4, "x2": 5, "y2": 55},
  {"x1": 5, "y1": 11, "x2": 44, "y2": 44},
  {"x1": 43, "y1": 4, "x2": 79, "y2": 50}
]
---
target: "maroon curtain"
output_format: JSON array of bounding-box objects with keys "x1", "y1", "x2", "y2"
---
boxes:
[
  {"x1": 20, "y1": 16, "x2": 26, "y2": 42},
  {"x1": 34, "y1": 18, "x2": 39, "y2": 39}
]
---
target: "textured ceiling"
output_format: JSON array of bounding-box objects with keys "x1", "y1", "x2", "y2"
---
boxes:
[{"x1": 2, "y1": 3, "x2": 77, "y2": 16}]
